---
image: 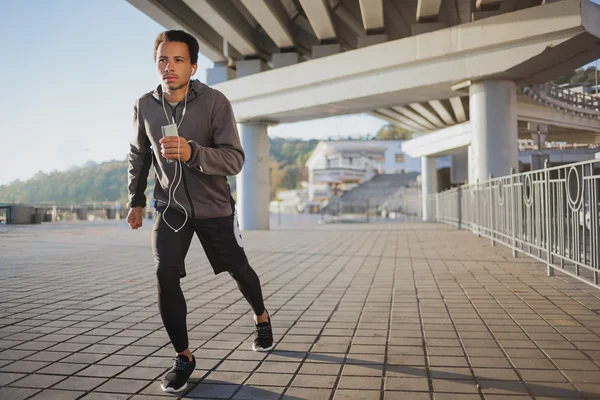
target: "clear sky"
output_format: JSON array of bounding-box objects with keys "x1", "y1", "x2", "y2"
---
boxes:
[
  {"x1": 0, "y1": 0, "x2": 386, "y2": 186},
  {"x1": 1, "y1": 0, "x2": 599, "y2": 187}
]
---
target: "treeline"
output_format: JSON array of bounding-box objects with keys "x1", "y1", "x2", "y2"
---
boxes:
[
  {"x1": 552, "y1": 66, "x2": 599, "y2": 86},
  {"x1": 0, "y1": 161, "x2": 132, "y2": 206},
  {"x1": 0, "y1": 138, "x2": 319, "y2": 206}
]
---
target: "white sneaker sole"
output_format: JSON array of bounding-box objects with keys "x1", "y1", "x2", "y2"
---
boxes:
[
  {"x1": 252, "y1": 343, "x2": 274, "y2": 352},
  {"x1": 161, "y1": 382, "x2": 187, "y2": 393}
]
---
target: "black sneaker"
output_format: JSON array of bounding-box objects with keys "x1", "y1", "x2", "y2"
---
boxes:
[
  {"x1": 252, "y1": 312, "x2": 274, "y2": 352},
  {"x1": 160, "y1": 354, "x2": 195, "y2": 393}
]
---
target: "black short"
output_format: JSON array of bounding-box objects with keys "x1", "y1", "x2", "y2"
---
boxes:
[{"x1": 152, "y1": 204, "x2": 248, "y2": 276}]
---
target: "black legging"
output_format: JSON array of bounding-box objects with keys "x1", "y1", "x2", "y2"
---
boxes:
[{"x1": 152, "y1": 207, "x2": 265, "y2": 353}]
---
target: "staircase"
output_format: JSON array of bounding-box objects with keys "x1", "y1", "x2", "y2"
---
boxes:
[{"x1": 323, "y1": 173, "x2": 419, "y2": 213}]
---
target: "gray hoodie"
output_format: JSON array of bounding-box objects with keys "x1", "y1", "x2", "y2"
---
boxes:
[{"x1": 127, "y1": 80, "x2": 244, "y2": 219}]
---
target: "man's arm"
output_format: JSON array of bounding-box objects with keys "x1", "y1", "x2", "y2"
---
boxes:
[
  {"x1": 127, "y1": 101, "x2": 152, "y2": 210},
  {"x1": 185, "y1": 99, "x2": 245, "y2": 176}
]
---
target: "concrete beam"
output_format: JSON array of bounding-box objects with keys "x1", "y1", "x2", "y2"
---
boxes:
[
  {"x1": 429, "y1": 100, "x2": 455, "y2": 125},
  {"x1": 411, "y1": 22, "x2": 445, "y2": 36},
  {"x1": 409, "y1": 103, "x2": 445, "y2": 128},
  {"x1": 298, "y1": 0, "x2": 337, "y2": 41},
  {"x1": 449, "y1": 97, "x2": 467, "y2": 122},
  {"x1": 272, "y1": 52, "x2": 301, "y2": 68},
  {"x1": 403, "y1": 98, "x2": 600, "y2": 160},
  {"x1": 359, "y1": 0, "x2": 384, "y2": 33},
  {"x1": 237, "y1": 59, "x2": 269, "y2": 78},
  {"x1": 312, "y1": 43, "x2": 341, "y2": 58},
  {"x1": 357, "y1": 34, "x2": 388, "y2": 48},
  {"x1": 240, "y1": 0, "x2": 295, "y2": 49},
  {"x1": 333, "y1": 3, "x2": 365, "y2": 37},
  {"x1": 368, "y1": 111, "x2": 416, "y2": 132},
  {"x1": 402, "y1": 122, "x2": 472, "y2": 158},
  {"x1": 182, "y1": 0, "x2": 257, "y2": 56},
  {"x1": 517, "y1": 100, "x2": 600, "y2": 134},
  {"x1": 207, "y1": 63, "x2": 236, "y2": 85},
  {"x1": 126, "y1": 0, "x2": 226, "y2": 62},
  {"x1": 391, "y1": 106, "x2": 437, "y2": 130},
  {"x1": 416, "y1": 0, "x2": 443, "y2": 21},
  {"x1": 376, "y1": 108, "x2": 430, "y2": 132},
  {"x1": 214, "y1": 1, "x2": 599, "y2": 123}
]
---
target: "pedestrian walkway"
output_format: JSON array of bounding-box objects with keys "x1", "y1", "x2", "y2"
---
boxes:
[{"x1": 1, "y1": 220, "x2": 599, "y2": 399}]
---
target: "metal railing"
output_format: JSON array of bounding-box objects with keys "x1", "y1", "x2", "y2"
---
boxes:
[
  {"x1": 543, "y1": 82, "x2": 599, "y2": 111},
  {"x1": 523, "y1": 83, "x2": 600, "y2": 118},
  {"x1": 432, "y1": 159, "x2": 600, "y2": 289}
]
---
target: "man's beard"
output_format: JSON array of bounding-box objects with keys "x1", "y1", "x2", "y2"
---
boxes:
[{"x1": 164, "y1": 81, "x2": 187, "y2": 92}]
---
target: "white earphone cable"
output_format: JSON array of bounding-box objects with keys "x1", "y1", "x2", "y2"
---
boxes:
[{"x1": 160, "y1": 78, "x2": 191, "y2": 233}]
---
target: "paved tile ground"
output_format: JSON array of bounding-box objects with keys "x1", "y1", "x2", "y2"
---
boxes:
[{"x1": 1, "y1": 218, "x2": 600, "y2": 400}]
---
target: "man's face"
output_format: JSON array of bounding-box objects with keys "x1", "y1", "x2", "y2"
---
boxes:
[{"x1": 156, "y1": 41, "x2": 196, "y2": 91}]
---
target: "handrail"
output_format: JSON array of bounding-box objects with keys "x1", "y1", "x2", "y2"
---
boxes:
[
  {"x1": 524, "y1": 83, "x2": 600, "y2": 118},
  {"x1": 432, "y1": 159, "x2": 600, "y2": 289},
  {"x1": 543, "y1": 82, "x2": 599, "y2": 111}
]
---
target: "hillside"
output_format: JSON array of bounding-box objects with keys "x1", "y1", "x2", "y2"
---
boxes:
[{"x1": 0, "y1": 137, "x2": 318, "y2": 206}]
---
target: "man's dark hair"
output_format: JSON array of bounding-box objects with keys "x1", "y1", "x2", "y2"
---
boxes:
[{"x1": 154, "y1": 30, "x2": 199, "y2": 65}]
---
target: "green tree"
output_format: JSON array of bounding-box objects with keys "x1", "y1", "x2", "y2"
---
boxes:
[{"x1": 375, "y1": 124, "x2": 412, "y2": 140}]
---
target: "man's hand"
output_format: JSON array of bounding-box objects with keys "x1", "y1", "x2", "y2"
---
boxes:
[
  {"x1": 160, "y1": 137, "x2": 192, "y2": 163},
  {"x1": 127, "y1": 207, "x2": 143, "y2": 229}
]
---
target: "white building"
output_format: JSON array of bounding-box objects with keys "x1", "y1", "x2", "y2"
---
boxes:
[{"x1": 305, "y1": 140, "x2": 449, "y2": 203}]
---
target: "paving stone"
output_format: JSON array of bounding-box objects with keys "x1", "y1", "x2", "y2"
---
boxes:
[
  {"x1": 518, "y1": 369, "x2": 568, "y2": 382},
  {"x1": 432, "y1": 379, "x2": 479, "y2": 394},
  {"x1": 291, "y1": 373, "x2": 338, "y2": 388},
  {"x1": 75, "y1": 364, "x2": 127, "y2": 378},
  {"x1": 0, "y1": 361, "x2": 50, "y2": 373},
  {"x1": 333, "y1": 389, "x2": 381, "y2": 400},
  {"x1": 282, "y1": 387, "x2": 332, "y2": 400},
  {"x1": 27, "y1": 389, "x2": 85, "y2": 400},
  {"x1": 202, "y1": 370, "x2": 249, "y2": 385},
  {"x1": 79, "y1": 393, "x2": 130, "y2": 400},
  {"x1": 7, "y1": 373, "x2": 66, "y2": 389},
  {"x1": 385, "y1": 377, "x2": 429, "y2": 391},
  {"x1": 116, "y1": 366, "x2": 166, "y2": 380},
  {"x1": 94, "y1": 378, "x2": 151, "y2": 393},
  {"x1": 2, "y1": 221, "x2": 600, "y2": 400},
  {"x1": 186, "y1": 382, "x2": 240, "y2": 398},
  {"x1": 477, "y1": 379, "x2": 529, "y2": 395},
  {"x1": 0, "y1": 387, "x2": 41, "y2": 400},
  {"x1": 384, "y1": 392, "x2": 430, "y2": 400},
  {"x1": 338, "y1": 376, "x2": 382, "y2": 390},
  {"x1": 233, "y1": 385, "x2": 285, "y2": 399}
]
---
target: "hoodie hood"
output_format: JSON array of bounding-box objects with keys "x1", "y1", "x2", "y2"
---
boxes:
[{"x1": 151, "y1": 79, "x2": 210, "y2": 103}]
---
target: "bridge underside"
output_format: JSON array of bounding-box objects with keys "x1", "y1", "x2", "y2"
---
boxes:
[{"x1": 126, "y1": 0, "x2": 600, "y2": 230}]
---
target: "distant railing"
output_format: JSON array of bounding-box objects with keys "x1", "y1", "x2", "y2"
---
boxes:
[
  {"x1": 432, "y1": 159, "x2": 600, "y2": 289},
  {"x1": 543, "y1": 82, "x2": 599, "y2": 111},
  {"x1": 524, "y1": 83, "x2": 600, "y2": 117}
]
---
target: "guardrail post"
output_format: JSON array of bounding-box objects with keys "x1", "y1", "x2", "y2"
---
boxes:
[
  {"x1": 545, "y1": 160, "x2": 554, "y2": 277},
  {"x1": 476, "y1": 179, "x2": 481, "y2": 238},
  {"x1": 457, "y1": 185, "x2": 462, "y2": 230},
  {"x1": 510, "y1": 168, "x2": 517, "y2": 257},
  {"x1": 490, "y1": 173, "x2": 495, "y2": 247}
]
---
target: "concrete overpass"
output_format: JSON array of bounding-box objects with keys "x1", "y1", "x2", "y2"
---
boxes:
[{"x1": 126, "y1": 0, "x2": 600, "y2": 230}]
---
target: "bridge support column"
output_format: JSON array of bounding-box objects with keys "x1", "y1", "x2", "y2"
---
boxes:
[
  {"x1": 237, "y1": 122, "x2": 270, "y2": 231},
  {"x1": 469, "y1": 80, "x2": 518, "y2": 183},
  {"x1": 422, "y1": 156, "x2": 438, "y2": 222}
]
